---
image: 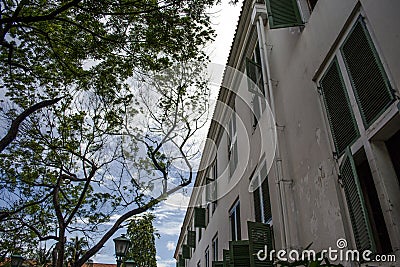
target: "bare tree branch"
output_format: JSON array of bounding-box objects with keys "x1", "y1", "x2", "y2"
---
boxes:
[{"x1": 0, "y1": 97, "x2": 63, "y2": 152}]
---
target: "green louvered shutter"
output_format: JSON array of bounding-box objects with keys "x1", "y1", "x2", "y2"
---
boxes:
[
  {"x1": 187, "y1": 230, "x2": 196, "y2": 248},
  {"x1": 178, "y1": 255, "x2": 185, "y2": 267},
  {"x1": 229, "y1": 240, "x2": 250, "y2": 267},
  {"x1": 223, "y1": 249, "x2": 231, "y2": 267},
  {"x1": 320, "y1": 58, "x2": 359, "y2": 156},
  {"x1": 260, "y1": 165, "x2": 272, "y2": 222},
  {"x1": 182, "y1": 245, "x2": 191, "y2": 259},
  {"x1": 253, "y1": 188, "x2": 262, "y2": 223},
  {"x1": 212, "y1": 261, "x2": 224, "y2": 267},
  {"x1": 340, "y1": 148, "x2": 375, "y2": 252},
  {"x1": 341, "y1": 17, "x2": 395, "y2": 128},
  {"x1": 194, "y1": 207, "x2": 206, "y2": 228},
  {"x1": 261, "y1": 179, "x2": 272, "y2": 222},
  {"x1": 246, "y1": 58, "x2": 257, "y2": 93},
  {"x1": 266, "y1": 0, "x2": 303, "y2": 29},
  {"x1": 248, "y1": 221, "x2": 273, "y2": 267}
]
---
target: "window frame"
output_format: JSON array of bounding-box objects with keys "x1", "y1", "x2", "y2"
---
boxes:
[
  {"x1": 316, "y1": 10, "x2": 399, "y2": 254},
  {"x1": 205, "y1": 246, "x2": 210, "y2": 267},
  {"x1": 212, "y1": 233, "x2": 218, "y2": 261},
  {"x1": 229, "y1": 199, "x2": 241, "y2": 241},
  {"x1": 212, "y1": 159, "x2": 218, "y2": 213},
  {"x1": 246, "y1": 43, "x2": 266, "y2": 130},
  {"x1": 339, "y1": 16, "x2": 395, "y2": 129},
  {"x1": 252, "y1": 161, "x2": 272, "y2": 224},
  {"x1": 228, "y1": 111, "x2": 238, "y2": 177}
]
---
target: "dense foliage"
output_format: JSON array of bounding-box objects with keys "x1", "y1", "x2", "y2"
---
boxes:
[
  {"x1": 0, "y1": 0, "x2": 216, "y2": 266},
  {"x1": 126, "y1": 214, "x2": 158, "y2": 267}
]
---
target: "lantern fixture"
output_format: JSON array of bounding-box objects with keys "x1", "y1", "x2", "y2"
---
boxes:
[
  {"x1": 124, "y1": 259, "x2": 135, "y2": 267},
  {"x1": 11, "y1": 254, "x2": 24, "y2": 267},
  {"x1": 113, "y1": 233, "x2": 131, "y2": 267}
]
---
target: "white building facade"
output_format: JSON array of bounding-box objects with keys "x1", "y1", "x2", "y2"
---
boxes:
[{"x1": 175, "y1": 0, "x2": 400, "y2": 266}]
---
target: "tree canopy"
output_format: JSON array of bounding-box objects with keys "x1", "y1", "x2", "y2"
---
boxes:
[
  {"x1": 126, "y1": 213, "x2": 158, "y2": 267},
  {"x1": 0, "y1": 0, "x2": 216, "y2": 266}
]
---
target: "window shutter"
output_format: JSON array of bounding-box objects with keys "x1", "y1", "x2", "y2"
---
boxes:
[
  {"x1": 194, "y1": 207, "x2": 206, "y2": 228},
  {"x1": 253, "y1": 188, "x2": 262, "y2": 223},
  {"x1": 212, "y1": 261, "x2": 224, "y2": 267},
  {"x1": 187, "y1": 230, "x2": 196, "y2": 248},
  {"x1": 320, "y1": 58, "x2": 359, "y2": 155},
  {"x1": 248, "y1": 221, "x2": 273, "y2": 267},
  {"x1": 265, "y1": 0, "x2": 303, "y2": 29},
  {"x1": 246, "y1": 59, "x2": 257, "y2": 93},
  {"x1": 223, "y1": 249, "x2": 231, "y2": 267},
  {"x1": 340, "y1": 148, "x2": 375, "y2": 252},
  {"x1": 182, "y1": 245, "x2": 191, "y2": 259},
  {"x1": 178, "y1": 255, "x2": 185, "y2": 267},
  {"x1": 341, "y1": 17, "x2": 394, "y2": 128},
  {"x1": 261, "y1": 178, "x2": 272, "y2": 222},
  {"x1": 229, "y1": 240, "x2": 250, "y2": 267}
]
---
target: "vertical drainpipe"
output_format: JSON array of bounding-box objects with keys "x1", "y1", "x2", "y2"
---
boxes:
[{"x1": 252, "y1": 2, "x2": 291, "y2": 251}]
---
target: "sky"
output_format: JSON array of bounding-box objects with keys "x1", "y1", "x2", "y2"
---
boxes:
[
  {"x1": 152, "y1": 2, "x2": 243, "y2": 266},
  {"x1": 91, "y1": 1, "x2": 243, "y2": 266}
]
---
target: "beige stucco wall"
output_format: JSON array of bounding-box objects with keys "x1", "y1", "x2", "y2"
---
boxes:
[{"x1": 176, "y1": 0, "x2": 400, "y2": 265}]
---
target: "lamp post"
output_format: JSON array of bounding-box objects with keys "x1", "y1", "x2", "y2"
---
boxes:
[
  {"x1": 10, "y1": 254, "x2": 24, "y2": 267},
  {"x1": 113, "y1": 234, "x2": 131, "y2": 267}
]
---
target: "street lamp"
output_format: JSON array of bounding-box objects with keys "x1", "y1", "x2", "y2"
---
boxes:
[
  {"x1": 10, "y1": 254, "x2": 24, "y2": 267},
  {"x1": 113, "y1": 234, "x2": 131, "y2": 267},
  {"x1": 124, "y1": 259, "x2": 135, "y2": 267}
]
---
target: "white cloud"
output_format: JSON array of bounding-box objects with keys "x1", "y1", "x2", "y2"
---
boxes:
[
  {"x1": 157, "y1": 259, "x2": 176, "y2": 267},
  {"x1": 163, "y1": 192, "x2": 191, "y2": 210},
  {"x1": 166, "y1": 241, "x2": 175, "y2": 251},
  {"x1": 152, "y1": 193, "x2": 189, "y2": 236},
  {"x1": 156, "y1": 220, "x2": 183, "y2": 236},
  {"x1": 92, "y1": 253, "x2": 115, "y2": 264}
]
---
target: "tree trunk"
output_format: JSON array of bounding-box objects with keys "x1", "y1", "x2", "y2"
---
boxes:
[{"x1": 56, "y1": 231, "x2": 66, "y2": 267}]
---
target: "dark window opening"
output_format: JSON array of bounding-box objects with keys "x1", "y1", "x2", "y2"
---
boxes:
[
  {"x1": 386, "y1": 129, "x2": 400, "y2": 187},
  {"x1": 212, "y1": 234, "x2": 218, "y2": 261},
  {"x1": 198, "y1": 227, "x2": 202, "y2": 242},
  {"x1": 206, "y1": 203, "x2": 210, "y2": 226},
  {"x1": 307, "y1": 0, "x2": 318, "y2": 11},
  {"x1": 354, "y1": 150, "x2": 393, "y2": 254},
  {"x1": 229, "y1": 200, "x2": 241, "y2": 241},
  {"x1": 253, "y1": 174, "x2": 272, "y2": 223}
]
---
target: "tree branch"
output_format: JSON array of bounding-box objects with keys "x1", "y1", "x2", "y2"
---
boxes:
[
  {"x1": 74, "y1": 199, "x2": 160, "y2": 267},
  {"x1": 0, "y1": 97, "x2": 63, "y2": 152},
  {"x1": 0, "y1": 193, "x2": 53, "y2": 222},
  {"x1": 0, "y1": 0, "x2": 28, "y2": 43},
  {"x1": 65, "y1": 165, "x2": 97, "y2": 225},
  {"x1": 0, "y1": 0, "x2": 83, "y2": 25}
]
